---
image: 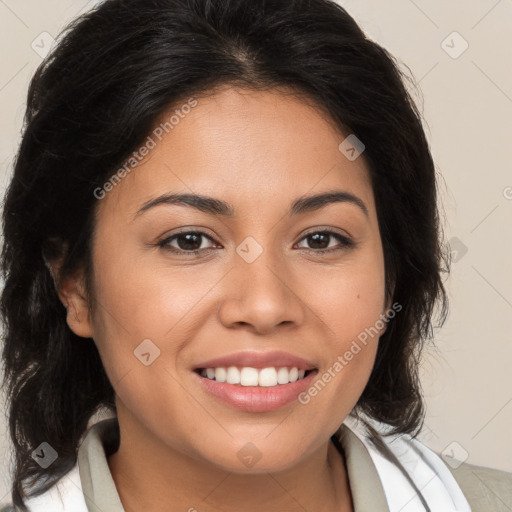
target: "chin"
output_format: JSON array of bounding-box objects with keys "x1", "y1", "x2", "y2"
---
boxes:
[{"x1": 195, "y1": 438, "x2": 313, "y2": 475}]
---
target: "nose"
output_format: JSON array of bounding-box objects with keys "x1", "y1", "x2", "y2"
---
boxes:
[{"x1": 217, "y1": 245, "x2": 305, "y2": 335}]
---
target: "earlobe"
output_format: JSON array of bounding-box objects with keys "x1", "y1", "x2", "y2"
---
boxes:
[
  {"x1": 46, "y1": 257, "x2": 94, "y2": 339},
  {"x1": 64, "y1": 288, "x2": 94, "y2": 339}
]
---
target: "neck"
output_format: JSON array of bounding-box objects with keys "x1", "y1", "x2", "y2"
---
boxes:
[{"x1": 107, "y1": 412, "x2": 353, "y2": 512}]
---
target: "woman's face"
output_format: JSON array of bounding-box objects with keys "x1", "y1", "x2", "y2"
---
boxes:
[{"x1": 71, "y1": 85, "x2": 389, "y2": 472}]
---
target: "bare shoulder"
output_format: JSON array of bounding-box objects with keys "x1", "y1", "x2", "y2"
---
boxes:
[{"x1": 445, "y1": 459, "x2": 512, "y2": 512}]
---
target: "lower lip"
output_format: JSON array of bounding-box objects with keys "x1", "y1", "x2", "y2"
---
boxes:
[{"x1": 194, "y1": 370, "x2": 318, "y2": 412}]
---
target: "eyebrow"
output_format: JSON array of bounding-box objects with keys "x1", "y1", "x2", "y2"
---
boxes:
[{"x1": 133, "y1": 190, "x2": 369, "y2": 220}]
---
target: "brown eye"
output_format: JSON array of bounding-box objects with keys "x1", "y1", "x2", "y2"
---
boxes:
[
  {"x1": 296, "y1": 231, "x2": 354, "y2": 253},
  {"x1": 157, "y1": 229, "x2": 354, "y2": 256},
  {"x1": 158, "y1": 231, "x2": 217, "y2": 254}
]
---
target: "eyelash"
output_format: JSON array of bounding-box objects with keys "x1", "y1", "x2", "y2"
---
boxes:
[{"x1": 156, "y1": 229, "x2": 355, "y2": 256}]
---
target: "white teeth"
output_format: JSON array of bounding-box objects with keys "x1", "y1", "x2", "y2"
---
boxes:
[
  {"x1": 201, "y1": 366, "x2": 309, "y2": 387},
  {"x1": 240, "y1": 367, "x2": 259, "y2": 386},
  {"x1": 226, "y1": 366, "x2": 241, "y2": 384},
  {"x1": 258, "y1": 367, "x2": 277, "y2": 387},
  {"x1": 214, "y1": 368, "x2": 227, "y2": 383},
  {"x1": 277, "y1": 367, "x2": 289, "y2": 384}
]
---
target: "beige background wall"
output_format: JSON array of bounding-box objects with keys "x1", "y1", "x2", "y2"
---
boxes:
[{"x1": 0, "y1": 0, "x2": 511, "y2": 504}]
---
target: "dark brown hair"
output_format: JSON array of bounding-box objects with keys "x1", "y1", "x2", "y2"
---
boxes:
[{"x1": 1, "y1": 0, "x2": 448, "y2": 507}]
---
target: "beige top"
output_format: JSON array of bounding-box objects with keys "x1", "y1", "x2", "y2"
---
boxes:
[
  {"x1": 2, "y1": 418, "x2": 511, "y2": 510},
  {"x1": 78, "y1": 418, "x2": 393, "y2": 511},
  {"x1": 74, "y1": 418, "x2": 512, "y2": 512}
]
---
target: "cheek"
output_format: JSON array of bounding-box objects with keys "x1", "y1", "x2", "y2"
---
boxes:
[
  {"x1": 297, "y1": 250, "x2": 386, "y2": 405},
  {"x1": 296, "y1": 279, "x2": 384, "y2": 436},
  {"x1": 300, "y1": 248, "x2": 387, "y2": 345},
  {"x1": 88, "y1": 237, "x2": 227, "y2": 397},
  {"x1": 316, "y1": 280, "x2": 385, "y2": 339},
  {"x1": 91, "y1": 237, "x2": 202, "y2": 340},
  {"x1": 87, "y1": 248, "x2": 198, "y2": 432}
]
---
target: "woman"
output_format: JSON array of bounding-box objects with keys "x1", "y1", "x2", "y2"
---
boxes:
[{"x1": 1, "y1": 0, "x2": 510, "y2": 510}]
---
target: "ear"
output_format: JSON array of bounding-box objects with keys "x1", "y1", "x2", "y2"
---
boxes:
[{"x1": 46, "y1": 257, "x2": 94, "y2": 339}]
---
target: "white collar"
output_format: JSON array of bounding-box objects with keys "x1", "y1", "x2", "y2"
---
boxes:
[
  {"x1": 23, "y1": 463, "x2": 88, "y2": 512},
  {"x1": 23, "y1": 417, "x2": 471, "y2": 512},
  {"x1": 344, "y1": 416, "x2": 471, "y2": 511}
]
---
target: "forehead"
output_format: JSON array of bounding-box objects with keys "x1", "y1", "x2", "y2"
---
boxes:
[{"x1": 96, "y1": 86, "x2": 374, "y2": 221}]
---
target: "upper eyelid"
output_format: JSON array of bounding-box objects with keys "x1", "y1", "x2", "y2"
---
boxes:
[{"x1": 159, "y1": 228, "x2": 353, "y2": 249}]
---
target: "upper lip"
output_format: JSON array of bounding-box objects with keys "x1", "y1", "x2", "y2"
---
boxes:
[{"x1": 194, "y1": 350, "x2": 317, "y2": 371}]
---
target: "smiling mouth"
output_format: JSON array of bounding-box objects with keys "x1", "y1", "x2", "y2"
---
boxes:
[{"x1": 194, "y1": 366, "x2": 317, "y2": 387}]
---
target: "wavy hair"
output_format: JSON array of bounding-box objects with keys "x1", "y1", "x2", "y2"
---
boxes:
[{"x1": 1, "y1": 0, "x2": 448, "y2": 507}]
